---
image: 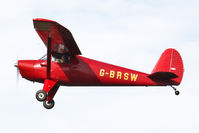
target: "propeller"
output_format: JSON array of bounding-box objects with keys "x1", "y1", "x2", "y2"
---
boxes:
[{"x1": 14, "y1": 60, "x2": 19, "y2": 86}]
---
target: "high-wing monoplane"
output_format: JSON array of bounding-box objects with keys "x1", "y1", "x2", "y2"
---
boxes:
[{"x1": 15, "y1": 18, "x2": 184, "y2": 109}]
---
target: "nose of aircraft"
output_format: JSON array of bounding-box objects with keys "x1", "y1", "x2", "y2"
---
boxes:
[{"x1": 16, "y1": 60, "x2": 36, "y2": 80}]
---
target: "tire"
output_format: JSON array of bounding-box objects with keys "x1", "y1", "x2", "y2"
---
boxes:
[
  {"x1": 36, "y1": 90, "x2": 47, "y2": 102},
  {"x1": 175, "y1": 91, "x2": 180, "y2": 95},
  {"x1": 43, "y1": 99, "x2": 55, "y2": 109}
]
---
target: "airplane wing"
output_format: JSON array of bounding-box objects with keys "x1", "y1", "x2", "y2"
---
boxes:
[{"x1": 33, "y1": 18, "x2": 81, "y2": 56}]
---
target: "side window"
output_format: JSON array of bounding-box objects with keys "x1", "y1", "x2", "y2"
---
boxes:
[
  {"x1": 52, "y1": 55, "x2": 70, "y2": 64},
  {"x1": 40, "y1": 54, "x2": 70, "y2": 64}
]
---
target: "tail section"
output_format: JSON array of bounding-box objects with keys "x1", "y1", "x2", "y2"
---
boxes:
[{"x1": 148, "y1": 48, "x2": 184, "y2": 85}]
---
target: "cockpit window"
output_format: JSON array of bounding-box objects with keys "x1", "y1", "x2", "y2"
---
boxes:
[
  {"x1": 53, "y1": 54, "x2": 70, "y2": 63},
  {"x1": 39, "y1": 54, "x2": 70, "y2": 64}
]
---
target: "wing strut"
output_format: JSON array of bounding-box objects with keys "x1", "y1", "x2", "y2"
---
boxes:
[{"x1": 47, "y1": 37, "x2": 52, "y2": 79}]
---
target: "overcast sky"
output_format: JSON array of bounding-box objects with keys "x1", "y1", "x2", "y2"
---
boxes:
[{"x1": 0, "y1": 0, "x2": 199, "y2": 133}]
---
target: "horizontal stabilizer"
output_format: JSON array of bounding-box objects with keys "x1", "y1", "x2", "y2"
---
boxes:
[
  {"x1": 147, "y1": 71, "x2": 180, "y2": 85},
  {"x1": 147, "y1": 72, "x2": 178, "y2": 80}
]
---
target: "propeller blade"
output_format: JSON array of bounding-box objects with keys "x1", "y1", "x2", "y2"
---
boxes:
[
  {"x1": 16, "y1": 66, "x2": 19, "y2": 85},
  {"x1": 14, "y1": 62, "x2": 19, "y2": 86}
]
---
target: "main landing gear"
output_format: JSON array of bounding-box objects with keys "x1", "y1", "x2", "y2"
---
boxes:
[
  {"x1": 36, "y1": 90, "x2": 55, "y2": 109},
  {"x1": 170, "y1": 86, "x2": 180, "y2": 95},
  {"x1": 35, "y1": 79, "x2": 59, "y2": 109}
]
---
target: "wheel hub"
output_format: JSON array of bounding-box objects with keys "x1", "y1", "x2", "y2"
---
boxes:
[
  {"x1": 46, "y1": 101, "x2": 51, "y2": 106},
  {"x1": 39, "y1": 93, "x2": 44, "y2": 99}
]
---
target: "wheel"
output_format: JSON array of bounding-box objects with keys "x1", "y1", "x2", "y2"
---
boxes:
[
  {"x1": 36, "y1": 90, "x2": 47, "y2": 102},
  {"x1": 43, "y1": 99, "x2": 55, "y2": 109},
  {"x1": 175, "y1": 90, "x2": 180, "y2": 95}
]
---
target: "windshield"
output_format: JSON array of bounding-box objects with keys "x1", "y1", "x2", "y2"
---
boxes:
[
  {"x1": 39, "y1": 54, "x2": 70, "y2": 63},
  {"x1": 40, "y1": 54, "x2": 47, "y2": 60}
]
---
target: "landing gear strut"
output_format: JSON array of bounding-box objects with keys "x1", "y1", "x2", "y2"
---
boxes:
[{"x1": 171, "y1": 86, "x2": 180, "y2": 95}]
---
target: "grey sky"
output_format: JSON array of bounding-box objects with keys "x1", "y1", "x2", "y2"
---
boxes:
[{"x1": 0, "y1": 0, "x2": 199, "y2": 133}]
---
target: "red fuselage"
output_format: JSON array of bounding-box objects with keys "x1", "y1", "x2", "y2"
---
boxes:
[
  {"x1": 17, "y1": 18, "x2": 184, "y2": 109},
  {"x1": 18, "y1": 55, "x2": 157, "y2": 86}
]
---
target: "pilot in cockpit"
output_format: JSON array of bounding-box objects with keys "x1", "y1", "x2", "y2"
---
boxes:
[
  {"x1": 40, "y1": 54, "x2": 70, "y2": 64},
  {"x1": 54, "y1": 54, "x2": 70, "y2": 64}
]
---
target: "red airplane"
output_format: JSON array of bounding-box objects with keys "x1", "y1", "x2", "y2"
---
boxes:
[{"x1": 15, "y1": 18, "x2": 184, "y2": 109}]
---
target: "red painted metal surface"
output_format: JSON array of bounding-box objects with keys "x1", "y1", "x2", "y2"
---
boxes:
[
  {"x1": 18, "y1": 53, "x2": 184, "y2": 87},
  {"x1": 151, "y1": 48, "x2": 184, "y2": 85},
  {"x1": 43, "y1": 79, "x2": 57, "y2": 92},
  {"x1": 16, "y1": 18, "x2": 184, "y2": 109},
  {"x1": 43, "y1": 79, "x2": 58, "y2": 101},
  {"x1": 33, "y1": 18, "x2": 81, "y2": 55}
]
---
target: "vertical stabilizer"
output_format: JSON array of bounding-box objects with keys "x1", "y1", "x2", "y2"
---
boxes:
[{"x1": 148, "y1": 48, "x2": 184, "y2": 85}]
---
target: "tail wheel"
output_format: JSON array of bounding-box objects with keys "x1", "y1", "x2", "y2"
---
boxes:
[
  {"x1": 36, "y1": 90, "x2": 47, "y2": 102},
  {"x1": 170, "y1": 86, "x2": 180, "y2": 96},
  {"x1": 175, "y1": 90, "x2": 180, "y2": 95},
  {"x1": 43, "y1": 99, "x2": 55, "y2": 109}
]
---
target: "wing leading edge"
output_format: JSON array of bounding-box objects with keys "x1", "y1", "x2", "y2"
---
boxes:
[{"x1": 33, "y1": 18, "x2": 81, "y2": 56}]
